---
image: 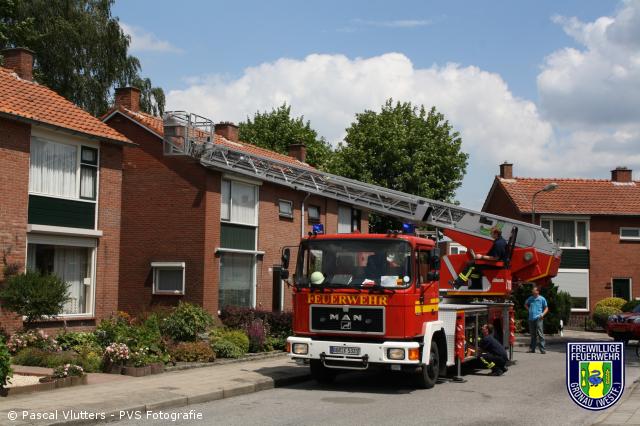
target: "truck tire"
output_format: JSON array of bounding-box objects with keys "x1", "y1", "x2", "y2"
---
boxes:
[
  {"x1": 418, "y1": 341, "x2": 440, "y2": 389},
  {"x1": 310, "y1": 359, "x2": 336, "y2": 384}
]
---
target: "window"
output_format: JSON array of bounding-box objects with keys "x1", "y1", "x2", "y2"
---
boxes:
[
  {"x1": 278, "y1": 200, "x2": 293, "y2": 218},
  {"x1": 27, "y1": 241, "x2": 94, "y2": 316},
  {"x1": 219, "y1": 253, "x2": 254, "y2": 307},
  {"x1": 338, "y1": 205, "x2": 361, "y2": 233},
  {"x1": 541, "y1": 219, "x2": 588, "y2": 248},
  {"x1": 417, "y1": 251, "x2": 430, "y2": 284},
  {"x1": 219, "y1": 179, "x2": 259, "y2": 308},
  {"x1": 449, "y1": 244, "x2": 467, "y2": 255},
  {"x1": 555, "y1": 270, "x2": 589, "y2": 311},
  {"x1": 620, "y1": 227, "x2": 640, "y2": 240},
  {"x1": 80, "y1": 147, "x2": 98, "y2": 200},
  {"x1": 220, "y1": 179, "x2": 258, "y2": 225},
  {"x1": 29, "y1": 137, "x2": 99, "y2": 201},
  {"x1": 151, "y1": 262, "x2": 185, "y2": 295},
  {"x1": 612, "y1": 278, "x2": 632, "y2": 301},
  {"x1": 308, "y1": 205, "x2": 320, "y2": 222}
]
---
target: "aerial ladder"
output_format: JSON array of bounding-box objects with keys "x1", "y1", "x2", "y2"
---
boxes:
[{"x1": 162, "y1": 110, "x2": 561, "y2": 291}]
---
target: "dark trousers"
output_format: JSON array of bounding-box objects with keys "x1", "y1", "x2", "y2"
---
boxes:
[{"x1": 481, "y1": 353, "x2": 507, "y2": 372}]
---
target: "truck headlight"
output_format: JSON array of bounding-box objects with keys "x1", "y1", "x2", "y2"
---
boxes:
[
  {"x1": 387, "y1": 348, "x2": 405, "y2": 360},
  {"x1": 292, "y1": 343, "x2": 308, "y2": 355}
]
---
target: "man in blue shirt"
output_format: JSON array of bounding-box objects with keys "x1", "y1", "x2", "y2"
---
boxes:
[{"x1": 525, "y1": 286, "x2": 549, "y2": 354}]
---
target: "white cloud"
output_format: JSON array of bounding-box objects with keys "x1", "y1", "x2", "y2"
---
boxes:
[
  {"x1": 538, "y1": 0, "x2": 640, "y2": 127},
  {"x1": 353, "y1": 19, "x2": 431, "y2": 28},
  {"x1": 121, "y1": 22, "x2": 182, "y2": 53},
  {"x1": 167, "y1": 53, "x2": 556, "y2": 177}
]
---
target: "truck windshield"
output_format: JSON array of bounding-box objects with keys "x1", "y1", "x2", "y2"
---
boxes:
[{"x1": 296, "y1": 239, "x2": 412, "y2": 288}]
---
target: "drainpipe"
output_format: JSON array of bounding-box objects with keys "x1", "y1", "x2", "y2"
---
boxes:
[{"x1": 301, "y1": 193, "x2": 311, "y2": 238}]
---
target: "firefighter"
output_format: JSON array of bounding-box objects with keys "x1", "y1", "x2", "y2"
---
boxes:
[
  {"x1": 479, "y1": 324, "x2": 509, "y2": 376},
  {"x1": 452, "y1": 227, "x2": 507, "y2": 289}
]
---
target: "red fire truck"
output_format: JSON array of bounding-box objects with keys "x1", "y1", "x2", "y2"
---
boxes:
[{"x1": 160, "y1": 111, "x2": 562, "y2": 388}]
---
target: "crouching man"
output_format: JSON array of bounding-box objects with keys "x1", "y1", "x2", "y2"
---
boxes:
[{"x1": 479, "y1": 324, "x2": 509, "y2": 376}]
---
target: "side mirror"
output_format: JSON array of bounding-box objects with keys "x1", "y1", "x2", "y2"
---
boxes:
[{"x1": 281, "y1": 248, "x2": 290, "y2": 270}]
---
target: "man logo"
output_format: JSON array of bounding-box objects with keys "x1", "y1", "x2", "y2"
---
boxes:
[{"x1": 567, "y1": 342, "x2": 624, "y2": 410}]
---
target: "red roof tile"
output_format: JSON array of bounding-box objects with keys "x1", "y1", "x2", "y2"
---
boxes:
[
  {"x1": 493, "y1": 177, "x2": 640, "y2": 215},
  {"x1": 0, "y1": 67, "x2": 130, "y2": 144},
  {"x1": 105, "y1": 107, "x2": 313, "y2": 169}
]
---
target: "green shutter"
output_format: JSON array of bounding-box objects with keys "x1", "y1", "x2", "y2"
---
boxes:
[
  {"x1": 559, "y1": 248, "x2": 590, "y2": 269},
  {"x1": 28, "y1": 195, "x2": 95, "y2": 229},
  {"x1": 221, "y1": 223, "x2": 256, "y2": 250}
]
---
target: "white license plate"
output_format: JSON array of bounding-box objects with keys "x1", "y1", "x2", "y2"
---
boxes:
[{"x1": 330, "y1": 346, "x2": 360, "y2": 356}]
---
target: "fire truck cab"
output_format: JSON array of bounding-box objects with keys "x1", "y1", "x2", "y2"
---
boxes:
[{"x1": 284, "y1": 232, "x2": 515, "y2": 388}]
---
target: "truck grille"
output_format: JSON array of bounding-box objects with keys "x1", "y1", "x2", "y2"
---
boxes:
[{"x1": 310, "y1": 305, "x2": 385, "y2": 334}]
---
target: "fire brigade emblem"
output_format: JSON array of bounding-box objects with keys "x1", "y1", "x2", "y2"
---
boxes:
[{"x1": 566, "y1": 342, "x2": 624, "y2": 410}]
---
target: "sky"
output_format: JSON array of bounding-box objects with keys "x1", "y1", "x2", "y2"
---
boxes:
[{"x1": 113, "y1": 0, "x2": 640, "y2": 209}]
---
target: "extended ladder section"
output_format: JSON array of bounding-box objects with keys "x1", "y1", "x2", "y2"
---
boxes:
[{"x1": 162, "y1": 111, "x2": 560, "y2": 256}]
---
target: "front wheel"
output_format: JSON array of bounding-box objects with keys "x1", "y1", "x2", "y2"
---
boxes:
[
  {"x1": 310, "y1": 359, "x2": 336, "y2": 384},
  {"x1": 417, "y1": 341, "x2": 440, "y2": 389}
]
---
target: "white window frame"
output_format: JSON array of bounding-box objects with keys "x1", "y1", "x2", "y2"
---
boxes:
[
  {"x1": 278, "y1": 199, "x2": 294, "y2": 218},
  {"x1": 611, "y1": 277, "x2": 632, "y2": 301},
  {"x1": 29, "y1": 129, "x2": 100, "y2": 229},
  {"x1": 25, "y1": 233, "x2": 97, "y2": 318},
  {"x1": 220, "y1": 179, "x2": 259, "y2": 226},
  {"x1": 151, "y1": 262, "x2": 186, "y2": 295},
  {"x1": 620, "y1": 227, "x2": 640, "y2": 241},
  {"x1": 540, "y1": 216, "x2": 590, "y2": 249},
  {"x1": 556, "y1": 268, "x2": 590, "y2": 312}
]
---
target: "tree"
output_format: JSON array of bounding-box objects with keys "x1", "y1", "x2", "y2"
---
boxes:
[
  {"x1": 239, "y1": 104, "x2": 333, "y2": 168},
  {"x1": 0, "y1": 271, "x2": 69, "y2": 324},
  {"x1": 0, "y1": 0, "x2": 164, "y2": 117},
  {"x1": 327, "y1": 99, "x2": 468, "y2": 232}
]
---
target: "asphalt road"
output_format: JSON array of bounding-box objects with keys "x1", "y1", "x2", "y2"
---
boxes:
[{"x1": 115, "y1": 344, "x2": 640, "y2": 426}]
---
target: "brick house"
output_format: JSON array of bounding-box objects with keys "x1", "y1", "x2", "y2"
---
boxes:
[
  {"x1": 0, "y1": 48, "x2": 131, "y2": 332},
  {"x1": 483, "y1": 162, "x2": 640, "y2": 323},
  {"x1": 102, "y1": 88, "x2": 368, "y2": 315}
]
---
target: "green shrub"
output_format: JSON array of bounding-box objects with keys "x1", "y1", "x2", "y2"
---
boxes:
[
  {"x1": 0, "y1": 271, "x2": 70, "y2": 323},
  {"x1": 170, "y1": 341, "x2": 215, "y2": 362},
  {"x1": 56, "y1": 331, "x2": 100, "y2": 352},
  {"x1": 95, "y1": 312, "x2": 135, "y2": 348},
  {"x1": 595, "y1": 297, "x2": 627, "y2": 311},
  {"x1": 211, "y1": 340, "x2": 244, "y2": 359},
  {"x1": 210, "y1": 329, "x2": 249, "y2": 354},
  {"x1": 12, "y1": 347, "x2": 79, "y2": 368},
  {"x1": 161, "y1": 302, "x2": 214, "y2": 342},
  {"x1": 265, "y1": 335, "x2": 286, "y2": 351},
  {"x1": 621, "y1": 299, "x2": 640, "y2": 312},
  {"x1": 75, "y1": 344, "x2": 103, "y2": 372},
  {"x1": 0, "y1": 338, "x2": 12, "y2": 390},
  {"x1": 593, "y1": 305, "x2": 622, "y2": 329}
]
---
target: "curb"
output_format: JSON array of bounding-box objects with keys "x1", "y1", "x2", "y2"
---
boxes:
[{"x1": 48, "y1": 369, "x2": 311, "y2": 425}]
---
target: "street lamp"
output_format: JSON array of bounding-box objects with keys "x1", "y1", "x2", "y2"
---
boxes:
[{"x1": 531, "y1": 182, "x2": 558, "y2": 224}]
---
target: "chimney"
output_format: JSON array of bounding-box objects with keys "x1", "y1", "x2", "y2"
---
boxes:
[
  {"x1": 115, "y1": 87, "x2": 141, "y2": 112},
  {"x1": 611, "y1": 166, "x2": 632, "y2": 183},
  {"x1": 1, "y1": 47, "x2": 34, "y2": 81},
  {"x1": 499, "y1": 162, "x2": 513, "y2": 179},
  {"x1": 215, "y1": 122, "x2": 239, "y2": 142},
  {"x1": 288, "y1": 143, "x2": 307, "y2": 163}
]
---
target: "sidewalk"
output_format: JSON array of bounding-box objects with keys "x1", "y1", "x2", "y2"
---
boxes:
[
  {"x1": 596, "y1": 380, "x2": 640, "y2": 425},
  {"x1": 0, "y1": 354, "x2": 309, "y2": 425}
]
